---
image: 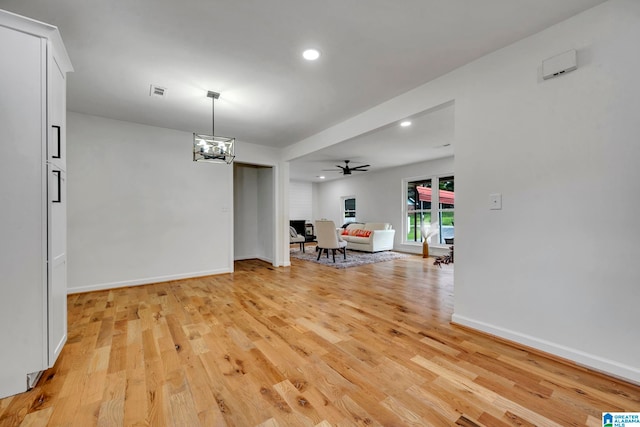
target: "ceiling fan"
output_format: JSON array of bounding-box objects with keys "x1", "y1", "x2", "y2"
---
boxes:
[{"x1": 323, "y1": 160, "x2": 370, "y2": 175}]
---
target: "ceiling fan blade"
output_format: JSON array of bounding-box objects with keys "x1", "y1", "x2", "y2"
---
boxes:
[
  {"x1": 320, "y1": 161, "x2": 370, "y2": 175},
  {"x1": 351, "y1": 164, "x2": 370, "y2": 170}
]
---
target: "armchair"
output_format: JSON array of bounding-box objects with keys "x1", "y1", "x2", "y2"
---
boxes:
[
  {"x1": 315, "y1": 220, "x2": 347, "y2": 262},
  {"x1": 289, "y1": 226, "x2": 306, "y2": 252}
]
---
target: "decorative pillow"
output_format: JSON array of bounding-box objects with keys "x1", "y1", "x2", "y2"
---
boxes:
[
  {"x1": 341, "y1": 229, "x2": 349, "y2": 235},
  {"x1": 354, "y1": 229, "x2": 372, "y2": 237},
  {"x1": 346, "y1": 223, "x2": 362, "y2": 231},
  {"x1": 289, "y1": 226, "x2": 298, "y2": 238}
]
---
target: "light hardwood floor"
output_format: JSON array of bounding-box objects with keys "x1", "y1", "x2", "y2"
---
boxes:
[{"x1": 0, "y1": 255, "x2": 638, "y2": 426}]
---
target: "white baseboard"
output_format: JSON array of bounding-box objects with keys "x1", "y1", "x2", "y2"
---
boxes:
[
  {"x1": 451, "y1": 313, "x2": 640, "y2": 385},
  {"x1": 396, "y1": 244, "x2": 450, "y2": 256},
  {"x1": 67, "y1": 268, "x2": 232, "y2": 294}
]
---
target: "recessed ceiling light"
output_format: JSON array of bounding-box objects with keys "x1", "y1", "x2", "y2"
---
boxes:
[
  {"x1": 400, "y1": 121, "x2": 412, "y2": 127},
  {"x1": 317, "y1": 175, "x2": 325, "y2": 179},
  {"x1": 303, "y1": 49, "x2": 321, "y2": 61}
]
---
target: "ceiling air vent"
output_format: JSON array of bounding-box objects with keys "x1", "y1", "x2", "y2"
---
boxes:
[{"x1": 149, "y1": 84, "x2": 167, "y2": 98}]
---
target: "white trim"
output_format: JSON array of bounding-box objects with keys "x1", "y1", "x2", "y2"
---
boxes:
[
  {"x1": 451, "y1": 314, "x2": 640, "y2": 385},
  {"x1": 279, "y1": 161, "x2": 291, "y2": 268},
  {"x1": 39, "y1": 37, "x2": 49, "y2": 369},
  {"x1": 0, "y1": 10, "x2": 73, "y2": 72},
  {"x1": 67, "y1": 268, "x2": 231, "y2": 294},
  {"x1": 227, "y1": 163, "x2": 235, "y2": 273},
  {"x1": 271, "y1": 163, "x2": 280, "y2": 267},
  {"x1": 397, "y1": 243, "x2": 450, "y2": 256}
]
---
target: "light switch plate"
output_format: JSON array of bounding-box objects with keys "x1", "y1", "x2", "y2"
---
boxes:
[{"x1": 489, "y1": 193, "x2": 502, "y2": 210}]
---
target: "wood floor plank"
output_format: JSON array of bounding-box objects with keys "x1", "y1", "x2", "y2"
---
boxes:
[
  {"x1": 0, "y1": 257, "x2": 638, "y2": 426},
  {"x1": 17, "y1": 406, "x2": 53, "y2": 427}
]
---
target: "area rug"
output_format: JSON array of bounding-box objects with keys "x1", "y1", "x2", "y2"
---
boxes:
[{"x1": 290, "y1": 248, "x2": 410, "y2": 269}]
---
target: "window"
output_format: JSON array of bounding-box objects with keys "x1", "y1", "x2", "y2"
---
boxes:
[
  {"x1": 438, "y1": 176, "x2": 455, "y2": 244},
  {"x1": 343, "y1": 197, "x2": 356, "y2": 225},
  {"x1": 406, "y1": 179, "x2": 431, "y2": 242},
  {"x1": 404, "y1": 175, "x2": 454, "y2": 245}
]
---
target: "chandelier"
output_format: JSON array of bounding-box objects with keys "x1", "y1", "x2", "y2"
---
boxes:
[{"x1": 193, "y1": 91, "x2": 235, "y2": 164}]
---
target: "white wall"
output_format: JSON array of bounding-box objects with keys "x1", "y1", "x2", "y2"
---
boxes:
[
  {"x1": 234, "y1": 164, "x2": 275, "y2": 263},
  {"x1": 67, "y1": 113, "x2": 233, "y2": 293},
  {"x1": 283, "y1": 0, "x2": 640, "y2": 383},
  {"x1": 315, "y1": 157, "x2": 454, "y2": 254},
  {"x1": 453, "y1": 0, "x2": 640, "y2": 383},
  {"x1": 289, "y1": 180, "x2": 313, "y2": 222},
  {"x1": 234, "y1": 165, "x2": 259, "y2": 260},
  {"x1": 257, "y1": 167, "x2": 275, "y2": 262}
]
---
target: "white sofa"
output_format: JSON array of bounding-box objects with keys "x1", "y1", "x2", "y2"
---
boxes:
[{"x1": 339, "y1": 222, "x2": 395, "y2": 252}]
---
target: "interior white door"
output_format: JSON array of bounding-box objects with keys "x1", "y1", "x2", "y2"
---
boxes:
[
  {"x1": 0, "y1": 25, "x2": 47, "y2": 398},
  {"x1": 48, "y1": 55, "x2": 68, "y2": 364}
]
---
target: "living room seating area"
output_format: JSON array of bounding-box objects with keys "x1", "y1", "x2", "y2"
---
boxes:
[{"x1": 340, "y1": 222, "x2": 395, "y2": 252}]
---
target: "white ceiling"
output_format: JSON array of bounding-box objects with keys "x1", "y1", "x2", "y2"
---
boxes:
[
  {"x1": 289, "y1": 102, "x2": 455, "y2": 182},
  {"x1": 1, "y1": 0, "x2": 605, "y2": 180}
]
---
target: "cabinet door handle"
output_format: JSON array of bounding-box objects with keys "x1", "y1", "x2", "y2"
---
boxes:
[
  {"x1": 52, "y1": 170, "x2": 61, "y2": 203},
  {"x1": 52, "y1": 125, "x2": 61, "y2": 159}
]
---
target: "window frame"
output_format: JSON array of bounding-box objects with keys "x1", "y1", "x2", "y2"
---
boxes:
[
  {"x1": 405, "y1": 178, "x2": 432, "y2": 244},
  {"x1": 437, "y1": 175, "x2": 455, "y2": 245},
  {"x1": 341, "y1": 195, "x2": 356, "y2": 225},
  {"x1": 402, "y1": 174, "x2": 454, "y2": 247}
]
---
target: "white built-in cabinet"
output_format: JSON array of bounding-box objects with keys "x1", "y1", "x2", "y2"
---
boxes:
[{"x1": 0, "y1": 10, "x2": 73, "y2": 399}]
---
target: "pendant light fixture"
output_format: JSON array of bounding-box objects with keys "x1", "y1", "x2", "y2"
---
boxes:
[{"x1": 193, "y1": 91, "x2": 235, "y2": 164}]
